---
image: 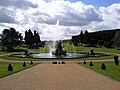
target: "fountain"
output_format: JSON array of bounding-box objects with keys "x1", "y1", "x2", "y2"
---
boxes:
[
  {"x1": 10, "y1": 20, "x2": 111, "y2": 59},
  {"x1": 52, "y1": 40, "x2": 66, "y2": 55},
  {"x1": 28, "y1": 20, "x2": 89, "y2": 59}
]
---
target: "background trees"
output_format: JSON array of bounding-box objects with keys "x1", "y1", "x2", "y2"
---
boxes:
[
  {"x1": 0, "y1": 28, "x2": 23, "y2": 50},
  {"x1": 79, "y1": 31, "x2": 83, "y2": 45},
  {"x1": 24, "y1": 29, "x2": 41, "y2": 48},
  {"x1": 33, "y1": 31, "x2": 41, "y2": 45},
  {"x1": 98, "y1": 40, "x2": 104, "y2": 47},
  {"x1": 24, "y1": 29, "x2": 34, "y2": 47},
  {"x1": 83, "y1": 30, "x2": 89, "y2": 45},
  {"x1": 71, "y1": 29, "x2": 120, "y2": 48},
  {"x1": 114, "y1": 31, "x2": 120, "y2": 49}
]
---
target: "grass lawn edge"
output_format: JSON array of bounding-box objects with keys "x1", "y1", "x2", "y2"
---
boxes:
[
  {"x1": 0, "y1": 62, "x2": 40, "y2": 79},
  {"x1": 78, "y1": 62, "x2": 120, "y2": 81}
]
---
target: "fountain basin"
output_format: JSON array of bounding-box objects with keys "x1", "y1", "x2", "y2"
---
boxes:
[
  {"x1": 30, "y1": 52, "x2": 89, "y2": 59},
  {"x1": 9, "y1": 52, "x2": 110, "y2": 59}
]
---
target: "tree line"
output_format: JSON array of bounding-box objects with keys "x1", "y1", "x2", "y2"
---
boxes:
[
  {"x1": 0, "y1": 28, "x2": 44, "y2": 50},
  {"x1": 71, "y1": 29, "x2": 120, "y2": 49},
  {"x1": 24, "y1": 29, "x2": 44, "y2": 48},
  {"x1": 0, "y1": 27, "x2": 120, "y2": 50}
]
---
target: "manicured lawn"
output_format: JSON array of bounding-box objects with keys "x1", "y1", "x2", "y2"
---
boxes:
[
  {"x1": 20, "y1": 42, "x2": 120, "y2": 54},
  {"x1": 0, "y1": 51, "x2": 13, "y2": 55},
  {"x1": 79, "y1": 61, "x2": 120, "y2": 81},
  {"x1": 0, "y1": 62, "x2": 39, "y2": 78},
  {"x1": 0, "y1": 55, "x2": 38, "y2": 61},
  {"x1": 63, "y1": 42, "x2": 120, "y2": 54},
  {"x1": 0, "y1": 42, "x2": 119, "y2": 61}
]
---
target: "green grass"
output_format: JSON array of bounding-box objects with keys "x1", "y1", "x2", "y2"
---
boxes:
[
  {"x1": 0, "y1": 50, "x2": 14, "y2": 55},
  {"x1": 63, "y1": 42, "x2": 120, "y2": 54},
  {"x1": 0, "y1": 55, "x2": 37, "y2": 61},
  {"x1": 8, "y1": 42, "x2": 120, "y2": 54},
  {"x1": 79, "y1": 61, "x2": 120, "y2": 81},
  {"x1": 1, "y1": 42, "x2": 120, "y2": 54},
  {"x1": 0, "y1": 61, "x2": 39, "y2": 78},
  {"x1": 0, "y1": 42, "x2": 119, "y2": 61}
]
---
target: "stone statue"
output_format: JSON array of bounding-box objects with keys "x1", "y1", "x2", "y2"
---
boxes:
[{"x1": 52, "y1": 41, "x2": 66, "y2": 55}]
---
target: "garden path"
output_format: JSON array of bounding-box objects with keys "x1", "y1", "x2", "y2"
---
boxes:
[{"x1": 0, "y1": 63, "x2": 120, "y2": 90}]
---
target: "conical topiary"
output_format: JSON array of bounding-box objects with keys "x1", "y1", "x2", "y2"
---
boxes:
[
  {"x1": 83, "y1": 60, "x2": 86, "y2": 64},
  {"x1": 101, "y1": 63, "x2": 106, "y2": 70},
  {"x1": 89, "y1": 61, "x2": 93, "y2": 66},
  {"x1": 23, "y1": 62, "x2": 26, "y2": 67},
  {"x1": 8, "y1": 64, "x2": 13, "y2": 71},
  {"x1": 30, "y1": 60, "x2": 33, "y2": 65}
]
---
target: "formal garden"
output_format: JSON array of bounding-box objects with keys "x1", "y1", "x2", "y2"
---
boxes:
[{"x1": 0, "y1": 28, "x2": 120, "y2": 81}]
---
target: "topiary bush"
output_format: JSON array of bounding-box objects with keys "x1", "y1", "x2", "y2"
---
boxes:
[
  {"x1": 89, "y1": 61, "x2": 93, "y2": 66},
  {"x1": 23, "y1": 62, "x2": 26, "y2": 67},
  {"x1": 101, "y1": 63, "x2": 106, "y2": 70},
  {"x1": 114, "y1": 55, "x2": 119, "y2": 66},
  {"x1": 83, "y1": 60, "x2": 86, "y2": 64},
  {"x1": 8, "y1": 64, "x2": 13, "y2": 71},
  {"x1": 58, "y1": 62, "x2": 60, "y2": 64},
  {"x1": 30, "y1": 60, "x2": 33, "y2": 65},
  {"x1": 61, "y1": 61, "x2": 65, "y2": 64},
  {"x1": 52, "y1": 61, "x2": 57, "y2": 64}
]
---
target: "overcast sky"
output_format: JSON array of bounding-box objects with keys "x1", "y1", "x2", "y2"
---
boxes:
[{"x1": 0, "y1": 0, "x2": 120, "y2": 40}]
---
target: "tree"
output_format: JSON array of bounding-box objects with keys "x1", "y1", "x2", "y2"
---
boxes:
[
  {"x1": 114, "y1": 31, "x2": 120, "y2": 49},
  {"x1": 24, "y1": 29, "x2": 41, "y2": 48},
  {"x1": 79, "y1": 31, "x2": 84, "y2": 45},
  {"x1": 84, "y1": 30, "x2": 89, "y2": 45},
  {"x1": 24, "y1": 29, "x2": 34, "y2": 47},
  {"x1": 33, "y1": 31, "x2": 41, "y2": 45},
  {"x1": 71, "y1": 36, "x2": 79, "y2": 46},
  {"x1": 0, "y1": 28, "x2": 23, "y2": 50}
]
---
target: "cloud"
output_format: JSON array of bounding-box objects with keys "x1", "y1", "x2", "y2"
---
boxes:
[
  {"x1": 0, "y1": 0, "x2": 38, "y2": 9},
  {"x1": 0, "y1": 8, "x2": 16, "y2": 23},
  {"x1": 31, "y1": 1, "x2": 102, "y2": 26},
  {"x1": 88, "y1": 3, "x2": 120, "y2": 32},
  {"x1": 0, "y1": 0, "x2": 120, "y2": 40}
]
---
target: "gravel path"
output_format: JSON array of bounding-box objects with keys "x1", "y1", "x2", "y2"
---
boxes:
[{"x1": 0, "y1": 63, "x2": 120, "y2": 90}]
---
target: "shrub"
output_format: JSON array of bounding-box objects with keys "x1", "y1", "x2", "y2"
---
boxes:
[
  {"x1": 89, "y1": 61, "x2": 93, "y2": 66},
  {"x1": 52, "y1": 61, "x2": 57, "y2": 64},
  {"x1": 23, "y1": 62, "x2": 26, "y2": 67},
  {"x1": 114, "y1": 56, "x2": 119, "y2": 66},
  {"x1": 8, "y1": 64, "x2": 13, "y2": 71},
  {"x1": 30, "y1": 60, "x2": 33, "y2": 65},
  {"x1": 61, "y1": 61, "x2": 65, "y2": 64},
  {"x1": 101, "y1": 63, "x2": 106, "y2": 70},
  {"x1": 83, "y1": 60, "x2": 86, "y2": 64},
  {"x1": 104, "y1": 42, "x2": 112, "y2": 48}
]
